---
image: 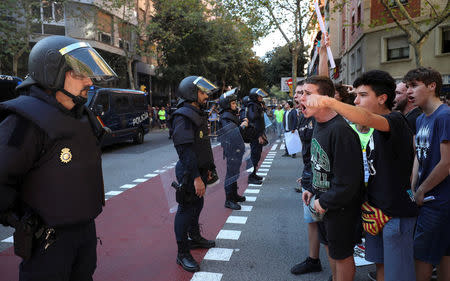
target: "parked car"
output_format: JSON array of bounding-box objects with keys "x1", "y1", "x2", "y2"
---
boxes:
[
  {"x1": 0, "y1": 75, "x2": 23, "y2": 102},
  {"x1": 87, "y1": 87, "x2": 150, "y2": 146}
]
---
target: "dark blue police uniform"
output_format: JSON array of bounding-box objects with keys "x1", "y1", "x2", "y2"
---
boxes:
[
  {"x1": 171, "y1": 103, "x2": 215, "y2": 253},
  {"x1": 219, "y1": 111, "x2": 245, "y2": 194},
  {"x1": 247, "y1": 100, "x2": 265, "y2": 173},
  {"x1": 0, "y1": 86, "x2": 105, "y2": 281}
]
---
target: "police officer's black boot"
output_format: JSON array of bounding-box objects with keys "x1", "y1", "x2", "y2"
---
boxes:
[
  {"x1": 248, "y1": 172, "x2": 262, "y2": 184},
  {"x1": 232, "y1": 183, "x2": 246, "y2": 202},
  {"x1": 225, "y1": 193, "x2": 241, "y2": 210},
  {"x1": 176, "y1": 242, "x2": 200, "y2": 272},
  {"x1": 188, "y1": 233, "x2": 216, "y2": 249}
]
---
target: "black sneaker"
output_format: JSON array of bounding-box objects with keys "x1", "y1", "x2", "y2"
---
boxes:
[
  {"x1": 290, "y1": 257, "x2": 322, "y2": 275},
  {"x1": 188, "y1": 236, "x2": 216, "y2": 249},
  {"x1": 176, "y1": 253, "x2": 199, "y2": 272},
  {"x1": 234, "y1": 193, "x2": 246, "y2": 202},
  {"x1": 367, "y1": 271, "x2": 376, "y2": 281}
]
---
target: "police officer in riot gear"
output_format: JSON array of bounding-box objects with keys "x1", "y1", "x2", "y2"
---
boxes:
[
  {"x1": 171, "y1": 76, "x2": 219, "y2": 272},
  {"x1": 247, "y1": 88, "x2": 268, "y2": 184},
  {"x1": 239, "y1": 95, "x2": 250, "y2": 122},
  {"x1": 0, "y1": 35, "x2": 116, "y2": 280},
  {"x1": 218, "y1": 88, "x2": 248, "y2": 210}
]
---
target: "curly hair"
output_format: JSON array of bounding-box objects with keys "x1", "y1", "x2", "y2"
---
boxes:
[{"x1": 353, "y1": 70, "x2": 396, "y2": 110}]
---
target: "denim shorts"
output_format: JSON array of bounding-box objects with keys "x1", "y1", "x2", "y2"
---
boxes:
[
  {"x1": 414, "y1": 205, "x2": 450, "y2": 265},
  {"x1": 365, "y1": 217, "x2": 416, "y2": 281},
  {"x1": 302, "y1": 189, "x2": 315, "y2": 224}
]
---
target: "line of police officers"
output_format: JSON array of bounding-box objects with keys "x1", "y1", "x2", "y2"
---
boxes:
[{"x1": 0, "y1": 35, "x2": 270, "y2": 278}]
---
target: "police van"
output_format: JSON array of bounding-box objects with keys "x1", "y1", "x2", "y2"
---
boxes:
[
  {"x1": 87, "y1": 87, "x2": 150, "y2": 146},
  {"x1": 0, "y1": 75, "x2": 23, "y2": 102}
]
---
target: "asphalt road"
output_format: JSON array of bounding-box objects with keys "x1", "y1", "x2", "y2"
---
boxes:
[{"x1": 0, "y1": 130, "x2": 375, "y2": 280}]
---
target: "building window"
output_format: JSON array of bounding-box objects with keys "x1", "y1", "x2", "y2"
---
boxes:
[
  {"x1": 119, "y1": 39, "x2": 131, "y2": 51},
  {"x1": 443, "y1": 27, "x2": 450, "y2": 54},
  {"x1": 98, "y1": 32, "x2": 112, "y2": 44},
  {"x1": 357, "y1": 3, "x2": 361, "y2": 25},
  {"x1": 31, "y1": 1, "x2": 65, "y2": 35},
  {"x1": 387, "y1": 36, "x2": 409, "y2": 60},
  {"x1": 350, "y1": 53, "x2": 356, "y2": 74},
  {"x1": 356, "y1": 47, "x2": 362, "y2": 70},
  {"x1": 351, "y1": 12, "x2": 355, "y2": 34}
]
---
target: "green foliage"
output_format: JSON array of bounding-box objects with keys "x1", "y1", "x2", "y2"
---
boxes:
[
  {"x1": 264, "y1": 44, "x2": 307, "y2": 87},
  {"x1": 147, "y1": 0, "x2": 262, "y2": 92},
  {"x1": 269, "y1": 85, "x2": 288, "y2": 101}
]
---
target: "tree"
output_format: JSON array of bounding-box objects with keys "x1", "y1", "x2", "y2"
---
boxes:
[
  {"x1": 264, "y1": 44, "x2": 307, "y2": 88},
  {"x1": 221, "y1": 0, "x2": 313, "y2": 93},
  {"x1": 0, "y1": 0, "x2": 45, "y2": 76},
  {"x1": 378, "y1": 0, "x2": 450, "y2": 67},
  {"x1": 146, "y1": 0, "x2": 260, "y2": 94}
]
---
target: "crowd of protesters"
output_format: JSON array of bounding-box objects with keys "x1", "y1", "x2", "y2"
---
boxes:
[{"x1": 283, "y1": 34, "x2": 449, "y2": 281}]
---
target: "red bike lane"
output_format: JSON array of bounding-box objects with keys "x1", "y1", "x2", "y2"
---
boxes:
[{"x1": 0, "y1": 145, "x2": 269, "y2": 281}]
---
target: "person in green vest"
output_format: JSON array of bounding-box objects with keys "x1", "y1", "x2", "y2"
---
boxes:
[
  {"x1": 158, "y1": 106, "x2": 167, "y2": 129},
  {"x1": 274, "y1": 104, "x2": 285, "y2": 137}
]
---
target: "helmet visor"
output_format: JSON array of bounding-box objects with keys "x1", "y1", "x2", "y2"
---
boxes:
[
  {"x1": 60, "y1": 42, "x2": 117, "y2": 82},
  {"x1": 223, "y1": 87, "x2": 239, "y2": 101},
  {"x1": 193, "y1": 76, "x2": 219, "y2": 97},
  {"x1": 256, "y1": 88, "x2": 268, "y2": 97}
]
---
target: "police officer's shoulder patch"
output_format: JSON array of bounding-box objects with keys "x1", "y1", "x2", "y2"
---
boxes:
[{"x1": 60, "y1": 148, "x2": 72, "y2": 163}]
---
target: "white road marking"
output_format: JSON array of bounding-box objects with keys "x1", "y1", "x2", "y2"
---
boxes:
[
  {"x1": 276, "y1": 139, "x2": 281, "y2": 143},
  {"x1": 133, "y1": 178, "x2": 147, "y2": 183},
  {"x1": 248, "y1": 183, "x2": 262, "y2": 187},
  {"x1": 246, "y1": 168, "x2": 253, "y2": 173},
  {"x1": 280, "y1": 144, "x2": 286, "y2": 150},
  {"x1": 204, "y1": 248, "x2": 234, "y2": 261},
  {"x1": 105, "y1": 191, "x2": 122, "y2": 196},
  {"x1": 262, "y1": 161, "x2": 272, "y2": 165},
  {"x1": 239, "y1": 205, "x2": 253, "y2": 212},
  {"x1": 270, "y1": 144, "x2": 278, "y2": 150},
  {"x1": 216, "y1": 230, "x2": 241, "y2": 240},
  {"x1": 154, "y1": 169, "x2": 167, "y2": 173},
  {"x1": 1, "y1": 236, "x2": 13, "y2": 243},
  {"x1": 120, "y1": 184, "x2": 137, "y2": 189},
  {"x1": 144, "y1": 174, "x2": 158, "y2": 178},
  {"x1": 258, "y1": 168, "x2": 269, "y2": 172},
  {"x1": 226, "y1": 216, "x2": 247, "y2": 224},
  {"x1": 244, "y1": 189, "x2": 260, "y2": 194},
  {"x1": 246, "y1": 196, "x2": 257, "y2": 202},
  {"x1": 191, "y1": 272, "x2": 223, "y2": 281},
  {"x1": 256, "y1": 172, "x2": 267, "y2": 176},
  {"x1": 260, "y1": 165, "x2": 271, "y2": 168}
]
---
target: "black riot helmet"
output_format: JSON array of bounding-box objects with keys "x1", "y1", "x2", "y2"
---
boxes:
[
  {"x1": 242, "y1": 96, "x2": 250, "y2": 106},
  {"x1": 219, "y1": 87, "x2": 239, "y2": 111},
  {"x1": 17, "y1": 36, "x2": 117, "y2": 104},
  {"x1": 248, "y1": 88, "x2": 268, "y2": 101},
  {"x1": 249, "y1": 88, "x2": 268, "y2": 102},
  {"x1": 175, "y1": 76, "x2": 220, "y2": 105}
]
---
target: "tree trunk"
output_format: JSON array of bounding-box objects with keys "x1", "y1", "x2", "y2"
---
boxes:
[
  {"x1": 412, "y1": 41, "x2": 424, "y2": 68},
  {"x1": 127, "y1": 58, "x2": 135, "y2": 89}
]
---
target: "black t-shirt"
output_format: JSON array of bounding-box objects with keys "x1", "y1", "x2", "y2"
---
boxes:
[
  {"x1": 311, "y1": 114, "x2": 364, "y2": 210},
  {"x1": 405, "y1": 107, "x2": 422, "y2": 134},
  {"x1": 366, "y1": 111, "x2": 418, "y2": 217}
]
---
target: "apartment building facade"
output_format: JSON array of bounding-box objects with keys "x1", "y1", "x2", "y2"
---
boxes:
[
  {"x1": 17, "y1": 0, "x2": 157, "y2": 92},
  {"x1": 324, "y1": 0, "x2": 449, "y2": 94}
]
